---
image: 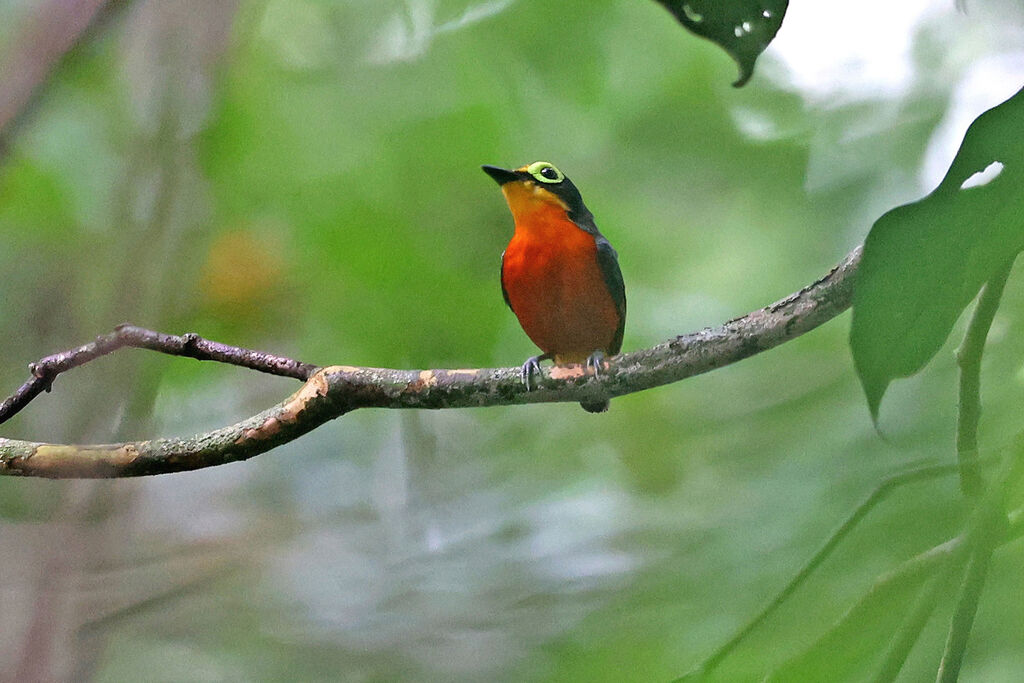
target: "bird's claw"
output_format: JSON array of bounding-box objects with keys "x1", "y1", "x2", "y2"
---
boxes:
[
  {"x1": 520, "y1": 355, "x2": 546, "y2": 392},
  {"x1": 586, "y1": 351, "x2": 606, "y2": 378}
]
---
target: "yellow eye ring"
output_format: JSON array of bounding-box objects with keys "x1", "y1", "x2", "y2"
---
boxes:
[{"x1": 527, "y1": 161, "x2": 564, "y2": 184}]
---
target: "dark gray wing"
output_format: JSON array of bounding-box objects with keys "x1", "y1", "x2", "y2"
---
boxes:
[
  {"x1": 595, "y1": 237, "x2": 626, "y2": 355},
  {"x1": 500, "y1": 250, "x2": 512, "y2": 309}
]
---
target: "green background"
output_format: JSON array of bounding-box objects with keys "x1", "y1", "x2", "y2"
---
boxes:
[{"x1": 0, "y1": 0, "x2": 1022, "y2": 680}]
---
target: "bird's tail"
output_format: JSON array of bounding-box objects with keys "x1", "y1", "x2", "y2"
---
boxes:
[{"x1": 580, "y1": 400, "x2": 609, "y2": 413}]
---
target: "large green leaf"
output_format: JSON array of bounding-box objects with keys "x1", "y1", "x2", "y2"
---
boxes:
[
  {"x1": 850, "y1": 87, "x2": 1024, "y2": 420},
  {"x1": 653, "y1": 0, "x2": 788, "y2": 86},
  {"x1": 764, "y1": 558, "x2": 951, "y2": 682}
]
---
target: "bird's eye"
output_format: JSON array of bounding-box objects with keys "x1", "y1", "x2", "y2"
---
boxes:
[{"x1": 527, "y1": 161, "x2": 564, "y2": 184}]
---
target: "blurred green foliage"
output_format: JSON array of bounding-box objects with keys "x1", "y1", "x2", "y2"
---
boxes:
[{"x1": 0, "y1": 1, "x2": 1022, "y2": 681}]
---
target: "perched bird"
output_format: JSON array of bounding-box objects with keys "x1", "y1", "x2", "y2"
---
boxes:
[{"x1": 483, "y1": 161, "x2": 626, "y2": 413}]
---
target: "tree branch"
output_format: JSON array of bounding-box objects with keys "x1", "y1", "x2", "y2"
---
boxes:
[
  {"x1": 0, "y1": 324, "x2": 318, "y2": 426},
  {"x1": 0, "y1": 246, "x2": 861, "y2": 478}
]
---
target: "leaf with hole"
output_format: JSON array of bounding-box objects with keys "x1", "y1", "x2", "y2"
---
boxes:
[
  {"x1": 850, "y1": 87, "x2": 1024, "y2": 420},
  {"x1": 653, "y1": 0, "x2": 788, "y2": 86}
]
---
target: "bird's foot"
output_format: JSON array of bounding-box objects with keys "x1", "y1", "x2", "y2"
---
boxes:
[
  {"x1": 520, "y1": 353, "x2": 551, "y2": 392},
  {"x1": 585, "y1": 350, "x2": 607, "y2": 378},
  {"x1": 580, "y1": 351, "x2": 611, "y2": 413}
]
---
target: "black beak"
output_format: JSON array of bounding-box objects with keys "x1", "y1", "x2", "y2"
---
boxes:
[{"x1": 481, "y1": 165, "x2": 521, "y2": 186}]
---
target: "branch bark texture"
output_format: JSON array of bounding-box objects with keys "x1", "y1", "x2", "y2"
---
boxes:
[{"x1": 0, "y1": 246, "x2": 861, "y2": 478}]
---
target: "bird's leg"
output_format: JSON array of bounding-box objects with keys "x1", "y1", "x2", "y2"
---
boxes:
[
  {"x1": 585, "y1": 350, "x2": 606, "y2": 378},
  {"x1": 520, "y1": 353, "x2": 552, "y2": 392}
]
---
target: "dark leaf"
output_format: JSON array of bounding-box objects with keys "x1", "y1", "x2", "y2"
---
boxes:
[
  {"x1": 654, "y1": 0, "x2": 788, "y2": 87},
  {"x1": 850, "y1": 87, "x2": 1024, "y2": 419}
]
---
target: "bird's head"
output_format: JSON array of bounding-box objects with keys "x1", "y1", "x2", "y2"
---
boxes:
[{"x1": 482, "y1": 161, "x2": 590, "y2": 224}]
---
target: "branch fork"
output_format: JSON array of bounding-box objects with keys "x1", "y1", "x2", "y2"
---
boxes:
[{"x1": 0, "y1": 246, "x2": 861, "y2": 478}]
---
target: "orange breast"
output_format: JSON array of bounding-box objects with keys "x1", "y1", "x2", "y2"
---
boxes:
[{"x1": 501, "y1": 201, "x2": 620, "y2": 363}]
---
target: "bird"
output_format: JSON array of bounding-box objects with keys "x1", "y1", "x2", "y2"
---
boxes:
[{"x1": 482, "y1": 161, "x2": 626, "y2": 413}]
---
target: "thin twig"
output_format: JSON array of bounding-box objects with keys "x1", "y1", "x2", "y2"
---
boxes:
[
  {"x1": 679, "y1": 460, "x2": 964, "y2": 680},
  {"x1": 78, "y1": 558, "x2": 241, "y2": 634},
  {"x1": 932, "y1": 260, "x2": 1017, "y2": 679},
  {"x1": 0, "y1": 247, "x2": 861, "y2": 477},
  {"x1": 936, "y1": 546, "x2": 994, "y2": 683},
  {"x1": 0, "y1": 324, "x2": 319, "y2": 426},
  {"x1": 955, "y1": 259, "x2": 1015, "y2": 496},
  {"x1": 936, "y1": 446, "x2": 1024, "y2": 682},
  {"x1": 756, "y1": 500, "x2": 1024, "y2": 683},
  {"x1": 871, "y1": 560, "x2": 961, "y2": 683},
  {"x1": 726, "y1": 536, "x2": 968, "y2": 683}
]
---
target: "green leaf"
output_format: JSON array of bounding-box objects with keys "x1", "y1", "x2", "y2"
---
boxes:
[
  {"x1": 850, "y1": 87, "x2": 1024, "y2": 419},
  {"x1": 764, "y1": 556, "x2": 946, "y2": 682},
  {"x1": 653, "y1": 0, "x2": 788, "y2": 87}
]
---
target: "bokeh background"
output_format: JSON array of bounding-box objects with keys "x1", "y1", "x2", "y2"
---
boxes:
[{"x1": 1, "y1": 0, "x2": 1023, "y2": 680}]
